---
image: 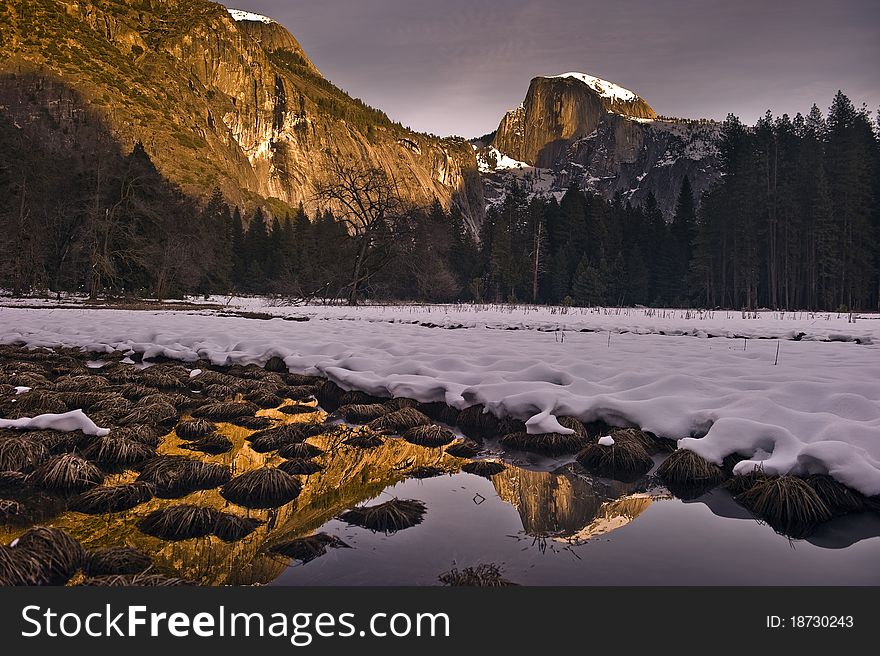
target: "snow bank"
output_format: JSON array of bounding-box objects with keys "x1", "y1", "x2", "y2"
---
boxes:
[
  {"x1": 227, "y1": 9, "x2": 274, "y2": 23},
  {"x1": 204, "y1": 299, "x2": 880, "y2": 345},
  {"x1": 0, "y1": 409, "x2": 110, "y2": 436},
  {"x1": 548, "y1": 72, "x2": 637, "y2": 102},
  {"x1": 1, "y1": 306, "x2": 879, "y2": 495}
]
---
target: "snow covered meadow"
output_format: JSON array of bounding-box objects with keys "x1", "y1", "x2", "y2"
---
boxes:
[{"x1": 1, "y1": 298, "x2": 879, "y2": 496}]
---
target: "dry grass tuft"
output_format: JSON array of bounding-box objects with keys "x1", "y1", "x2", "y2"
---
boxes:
[
  {"x1": 137, "y1": 456, "x2": 231, "y2": 498},
  {"x1": 367, "y1": 408, "x2": 431, "y2": 433},
  {"x1": 445, "y1": 439, "x2": 482, "y2": 459},
  {"x1": 724, "y1": 467, "x2": 769, "y2": 496},
  {"x1": 0, "y1": 435, "x2": 49, "y2": 473},
  {"x1": 416, "y1": 401, "x2": 460, "y2": 426},
  {"x1": 0, "y1": 544, "x2": 46, "y2": 585},
  {"x1": 80, "y1": 573, "x2": 192, "y2": 586},
  {"x1": 805, "y1": 475, "x2": 866, "y2": 516},
  {"x1": 213, "y1": 513, "x2": 264, "y2": 542},
  {"x1": 180, "y1": 434, "x2": 233, "y2": 455},
  {"x1": 138, "y1": 504, "x2": 220, "y2": 541},
  {"x1": 456, "y1": 404, "x2": 498, "y2": 438},
  {"x1": 499, "y1": 429, "x2": 588, "y2": 455},
  {"x1": 191, "y1": 400, "x2": 258, "y2": 420},
  {"x1": 268, "y1": 533, "x2": 349, "y2": 563},
  {"x1": 248, "y1": 423, "x2": 323, "y2": 452},
  {"x1": 656, "y1": 449, "x2": 728, "y2": 489},
  {"x1": 278, "y1": 459, "x2": 324, "y2": 476},
  {"x1": 14, "y1": 526, "x2": 85, "y2": 585},
  {"x1": 220, "y1": 467, "x2": 302, "y2": 509},
  {"x1": 82, "y1": 436, "x2": 156, "y2": 468},
  {"x1": 83, "y1": 547, "x2": 153, "y2": 576},
  {"x1": 314, "y1": 380, "x2": 345, "y2": 411},
  {"x1": 31, "y1": 453, "x2": 104, "y2": 494},
  {"x1": 336, "y1": 403, "x2": 389, "y2": 423},
  {"x1": 575, "y1": 441, "x2": 653, "y2": 482},
  {"x1": 402, "y1": 424, "x2": 455, "y2": 448},
  {"x1": 736, "y1": 475, "x2": 833, "y2": 538},
  {"x1": 339, "y1": 498, "x2": 426, "y2": 534},
  {"x1": 439, "y1": 563, "x2": 516, "y2": 587},
  {"x1": 278, "y1": 403, "x2": 319, "y2": 415},
  {"x1": 120, "y1": 402, "x2": 178, "y2": 428},
  {"x1": 109, "y1": 425, "x2": 161, "y2": 448},
  {"x1": 228, "y1": 415, "x2": 273, "y2": 430},
  {"x1": 71, "y1": 482, "x2": 155, "y2": 514}
]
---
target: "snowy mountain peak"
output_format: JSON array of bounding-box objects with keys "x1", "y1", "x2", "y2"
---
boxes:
[
  {"x1": 227, "y1": 8, "x2": 275, "y2": 24},
  {"x1": 547, "y1": 72, "x2": 637, "y2": 102}
]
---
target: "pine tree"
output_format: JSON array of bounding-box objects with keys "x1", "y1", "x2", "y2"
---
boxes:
[{"x1": 571, "y1": 256, "x2": 605, "y2": 306}]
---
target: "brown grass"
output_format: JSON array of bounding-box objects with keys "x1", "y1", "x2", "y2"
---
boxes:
[
  {"x1": 82, "y1": 436, "x2": 156, "y2": 468},
  {"x1": 315, "y1": 380, "x2": 344, "y2": 411},
  {"x1": 248, "y1": 423, "x2": 323, "y2": 452},
  {"x1": 120, "y1": 402, "x2": 178, "y2": 428},
  {"x1": 499, "y1": 429, "x2": 588, "y2": 455},
  {"x1": 277, "y1": 457, "x2": 323, "y2": 475},
  {"x1": 416, "y1": 401, "x2": 460, "y2": 426},
  {"x1": 403, "y1": 424, "x2": 456, "y2": 448},
  {"x1": 268, "y1": 533, "x2": 349, "y2": 563},
  {"x1": 339, "y1": 498, "x2": 426, "y2": 534},
  {"x1": 439, "y1": 563, "x2": 516, "y2": 587},
  {"x1": 336, "y1": 403, "x2": 389, "y2": 423},
  {"x1": 220, "y1": 467, "x2": 303, "y2": 509},
  {"x1": 805, "y1": 475, "x2": 866, "y2": 516},
  {"x1": 213, "y1": 513, "x2": 264, "y2": 542},
  {"x1": 278, "y1": 386, "x2": 318, "y2": 402},
  {"x1": 736, "y1": 475, "x2": 833, "y2": 537},
  {"x1": 246, "y1": 390, "x2": 284, "y2": 409},
  {"x1": 445, "y1": 439, "x2": 482, "y2": 459},
  {"x1": 137, "y1": 456, "x2": 231, "y2": 498},
  {"x1": 0, "y1": 435, "x2": 49, "y2": 473},
  {"x1": 80, "y1": 573, "x2": 192, "y2": 586},
  {"x1": 180, "y1": 434, "x2": 233, "y2": 455},
  {"x1": 724, "y1": 467, "x2": 769, "y2": 496},
  {"x1": 656, "y1": 449, "x2": 728, "y2": 488},
  {"x1": 83, "y1": 547, "x2": 153, "y2": 576},
  {"x1": 31, "y1": 453, "x2": 104, "y2": 494},
  {"x1": 456, "y1": 404, "x2": 498, "y2": 437},
  {"x1": 138, "y1": 504, "x2": 220, "y2": 541},
  {"x1": 191, "y1": 400, "x2": 258, "y2": 420},
  {"x1": 228, "y1": 416, "x2": 274, "y2": 430},
  {"x1": 72, "y1": 481, "x2": 155, "y2": 514},
  {"x1": 575, "y1": 441, "x2": 653, "y2": 482},
  {"x1": 175, "y1": 418, "x2": 216, "y2": 440},
  {"x1": 278, "y1": 403, "x2": 320, "y2": 415},
  {"x1": 54, "y1": 375, "x2": 110, "y2": 392},
  {"x1": 110, "y1": 425, "x2": 162, "y2": 448},
  {"x1": 14, "y1": 526, "x2": 85, "y2": 585},
  {"x1": 367, "y1": 407, "x2": 431, "y2": 433}
]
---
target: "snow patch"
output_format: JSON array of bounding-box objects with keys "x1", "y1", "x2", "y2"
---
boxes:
[
  {"x1": 477, "y1": 146, "x2": 530, "y2": 173},
  {"x1": 189, "y1": 368, "x2": 203, "y2": 378},
  {"x1": 548, "y1": 72, "x2": 637, "y2": 102},
  {"x1": 14, "y1": 386, "x2": 31, "y2": 395},
  {"x1": 0, "y1": 409, "x2": 110, "y2": 436},
  {"x1": 598, "y1": 435, "x2": 615, "y2": 446},
  {"x1": 227, "y1": 9, "x2": 275, "y2": 24}
]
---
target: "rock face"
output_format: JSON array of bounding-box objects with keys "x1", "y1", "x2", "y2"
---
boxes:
[
  {"x1": 0, "y1": 0, "x2": 484, "y2": 228},
  {"x1": 482, "y1": 73, "x2": 719, "y2": 216}
]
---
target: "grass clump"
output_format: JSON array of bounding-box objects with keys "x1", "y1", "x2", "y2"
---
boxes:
[
  {"x1": 220, "y1": 467, "x2": 302, "y2": 509},
  {"x1": 736, "y1": 475, "x2": 833, "y2": 538},
  {"x1": 175, "y1": 418, "x2": 217, "y2": 439},
  {"x1": 14, "y1": 526, "x2": 85, "y2": 585},
  {"x1": 268, "y1": 533, "x2": 349, "y2": 563},
  {"x1": 278, "y1": 459, "x2": 324, "y2": 476},
  {"x1": 656, "y1": 449, "x2": 728, "y2": 491},
  {"x1": 439, "y1": 563, "x2": 516, "y2": 587},
  {"x1": 83, "y1": 547, "x2": 153, "y2": 576},
  {"x1": 138, "y1": 505, "x2": 220, "y2": 541},
  {"x1": 575, "y1": 440, "x2": 653, "y2": 482},
  {"x1": 367, "y1": 408, "x2": 431, "y2": 433},
  {"x1": 445, "y1": 439, "x2": 481, "y2": 459},
  {"x1": 339, "y1": 498, "x2": 426, "y2": 534},
  {"x1": 71, "y1": 482, "x2": 154, "y2": 514},
  {"x1": 213, "y1": 513, "x2": 264, "y2": 542},
  {"x1": 31, "y1": 453, "x2": 104, "y2": 494},
  {"x1": 403, "y1": 424, "x2": 455, "y2": 448},
  {"x1": 456, "y1": 404, "x2": 498, "y2": 438},
  {"x1": 137, "y1": 456, "x2": 231, "y2": 498},
  {"x1": 336, "y1": 403, "x2": 388, "y2": 423}
]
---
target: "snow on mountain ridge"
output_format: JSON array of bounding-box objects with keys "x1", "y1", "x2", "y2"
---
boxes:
[
  {"x1": 547, "y1": 72, "x2": 637, "y2": 102},
  {"x1": 227, "y1": 8, "x2": 275, "y2": 24}
]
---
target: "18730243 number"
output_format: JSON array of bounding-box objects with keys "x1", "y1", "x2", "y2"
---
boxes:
[{"x1": 766, "y1": 616, "x2": 854, "y2": 629}]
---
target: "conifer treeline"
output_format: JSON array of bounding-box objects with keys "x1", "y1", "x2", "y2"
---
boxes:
[{"x1": 1, "y1": 92, "x2": 876, "y2": 309}]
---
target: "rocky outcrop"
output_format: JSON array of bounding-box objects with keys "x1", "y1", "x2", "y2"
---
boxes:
[
  {"x1": 483, "y1": 72, "x2": 719, "y2": 216},
  {"x1": 0, "y1": 0, "x2": 483, "y2": 227}
]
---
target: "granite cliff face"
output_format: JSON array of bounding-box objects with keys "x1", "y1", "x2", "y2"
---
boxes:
[
  {"x1": 0, "y1": 0, "x2": 484, "y2": 226},
  {"x1": 480, "y1": 73, "x2": 719, "y2": 216}
]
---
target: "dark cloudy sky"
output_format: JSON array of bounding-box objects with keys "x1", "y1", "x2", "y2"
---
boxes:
[{"x1": 230, "y1": 0, "x2": 879, "y2": 137}]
